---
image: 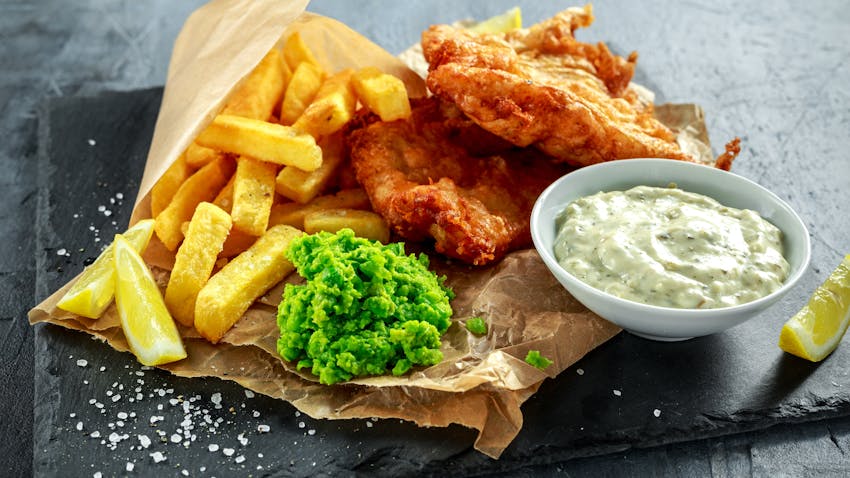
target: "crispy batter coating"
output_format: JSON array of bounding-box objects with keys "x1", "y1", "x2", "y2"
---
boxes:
[
  {"x1": 422, "y1": 5, "x2": 728, "y2": 167},
  {"x1": 347, "y1": 98, "x2": 570, "y2": 265}
]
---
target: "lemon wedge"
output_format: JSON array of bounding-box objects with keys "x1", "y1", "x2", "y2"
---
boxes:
[
  {"x1": 779, "y1": 255, "x2": 850, "y2": 362},
  {"x1": 113, "y1": 234, "x2": 186, "y2": 366},
  {"x1": 469, "y1": 7, "x2": 522, "y2": 33},
  {"x1": 57, "y1": 219, "x2": 155, "y2": 318}
]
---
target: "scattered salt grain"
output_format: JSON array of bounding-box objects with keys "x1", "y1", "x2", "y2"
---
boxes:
[
  {"x1": 576, "y1": 368, "x2": 584, "y2": 376},
  {"x1": 244, "y1": 390, "x2": 255, "y2": 399},
  {"x1": 223, "y1": 448, "x2": 235, "y2": 457},
  {"x1": 138, "y1": 435, "x2": 151, "y2": 449},
  {"x1": 307, "y1": 429, "x2": 316, "y2": 436},
  {"x1": 88, "y1": 139, "x2": 96, "y2": 146},
  {"x1": 170, "y1": 434, "x2": 182, "y2": 444},
  {"x1": 208, "y1": 444, "x2": 219, "y2": 452},
  {"x1": 653, "y1": 409, "x2": 662, "y2": 418},
  {"x1": 211, "y1": 392, "x2": 222, "y2": 409},
  {"x1": 235, "y1": 455, "x2": 246, "y2": 464},
  {"x1": 90, "y1": 431, "x2": 101, "y2": 438},
  {"x1": 257, "y1": 424, "x2": 270, "y2": 433},
  {"x1": 116, "y1": 192, "x2": 124, "y2": 200},
  {"x1": 93, "y1": 472, "x2": 102, "y2": 478},
  {"x1": 117, "y1": 412, "x2": 128, "y2": 420},
  {"x1": 76, "y1": 421, "x2": 84, "y2": 431},
  {"x1": 613, "y1": 389, "x2": 622, "y2": 397},
  {"x1": 181, "y1": 470, "x2": 189, "y2": 477},
  {"x1": 238, "y1": 433, "x2": 248, "y2": 446},
  {"x1": 150, "y1": 451, "x2": 166, "y2": 463},
  {"x1": 126, "y1": 462, "x2": 135, "y2": 472},
  {"x1": 252, "y1": 411, "x2": 260, "y2": 418},
  {"x1": 99, "y1": 366, "x2": 106, "y2": 372},
  {"x1": 366, "y1": 421, "x2": 373, "y2": 428}
]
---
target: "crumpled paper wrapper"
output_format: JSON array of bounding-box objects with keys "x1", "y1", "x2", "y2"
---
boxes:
[{"x1": 29, "y1": 0, "x2": 716, "y2": 458}]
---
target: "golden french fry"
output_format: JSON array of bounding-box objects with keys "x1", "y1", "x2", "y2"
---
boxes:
[
  {"x1": 351, "y1": 67, "x2": 412, "y2": 122},
  {"x1": 232, "y1": 157, "x2": 277, "y2": 236},
  {"x1": 275, "y1": 134, "x2": 344, "y2": 204},
  {"x1": 151, "y1": 154, "x2": 191, "y2": 218},
  {"x1": 282, "y1": 31, "x2": 320, "y2": 70},
  {"x1": 304, "y1": 209, "x2": 390, "y2": 243},
  {"x1": 194, "y1": 225, "x2": 303, "y2": 343},
  {"x1": 154, "y1": 156, "x2": 235, "y2": 251},
  {"x1": 212, "y1": 175, "x2": 236, "y2": 213},
  {"x1": 281, "y1": 62, "x2": 325, "y2": 125},
  {"x1": 184, "y1": 142, "x2": 224, "y2": 169},
  {"x1": 268, "y1": 188, "x2": 371, "y2": 230},
  {"x1": 195, "y1": 114, "x2": 322, "y2": 171},
  {"x1": 165, "y1": 202, "x2": 232, "y2": 327},
  {"x1": 222, "y1": 48, "x2": 287, "y2": 121},
  {"x1": 292, "y1": 69, "x2": 356, "y2": 137}
]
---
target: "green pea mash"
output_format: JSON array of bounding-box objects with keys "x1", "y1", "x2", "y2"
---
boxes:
[{"x1": 276, "y1": 229, "x2": 454, "y2": 385}]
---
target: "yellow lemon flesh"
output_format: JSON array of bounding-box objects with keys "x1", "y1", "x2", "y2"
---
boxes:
[
  {"x1": 469, "y1": 7, "x2": 522, "y2": 33},
  {"x1": 57, "y1": 219, "x2": 155, "y2": 318},
  {"x1": 113, "y1": 234, "x2": 186, "y2": 366},
  {"x1": 779, "y1": 255, "x2": 850, "y2": 362}
]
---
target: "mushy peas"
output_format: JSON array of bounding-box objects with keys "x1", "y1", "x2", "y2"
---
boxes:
[
  {"x1": 277, "y1": 229, "x2": 454, "y2": 385},
  {"x1": 553, "y1": 185, "x2": 789, "y2": 309}
]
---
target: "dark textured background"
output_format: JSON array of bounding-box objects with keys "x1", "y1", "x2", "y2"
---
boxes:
[{"x1": 3, "y1": 0, "x2": 850, "y2": 476}]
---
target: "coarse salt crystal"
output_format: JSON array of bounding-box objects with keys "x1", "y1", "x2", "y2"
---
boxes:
[
  {"x1": 117, "y1": 412, "x2": 128, "y2": 420},
  {"x1": 653, "y1": 409, "x2": 662, "y2": 418},
  {"x1": 366, "y1": 421, "x2": 373, "y2": 428},
  {"x1": 208, "y1": 444, "x2": 219, "y2": 452},
  {"x1": 238, "y1": 433, "x2": 248, "y2": 446},
  {"x1": 297, "y1": 422, "x2": 305, "y2": 429},
  {"x1": 170, "y1": 434, "x2": 182, "y2": 443},
  {"x1": 126, "y1": 462, "x2": 134, "y2": 472},
  {"x1": 75, "y1": 359, "x2": 86, "y2": 368},
  {"x1": 97, "y1": 205, "x2": 105, "y2": 212},
  {"x1": 76, "y1": 421, "x2": 84, "y2": 431},
  {"x1": 93, "y1": 472, "x2": 102, "y2": 478},
  {"x1": 116, "y1": 192, "x2": 124, "y2": 200},
  {"x1": 235, "y1": 455, "x2": 246, "y2": 464},
  {"x1": 223, "y1": 448, "x2": 235, "y2": 457},
  {"x1": 244, "y1": 390, "x2": 255, "y2": 398},
  {"x1": 613, "y1": 389, "x2": 622, "y2": 397},
  {"x1": 91, "y1": 431, "x2": 101, "y2": 438},
  {"x1": 252, "y1": 411, "x2": 260, "y2": 418},
  {"x1": 150, "y1": 451, "x2": 166, "y2": 463},
  {"x1": 138, "y1": 435, "x2": 151, "y2": 448},
  {"x1": 88, "y1": 139, "x2": 96, "y2": 146},
  {"x1": 112, "y1": 394, "x2": 122, "y2": 402},
  {"x1": 576, "y1": 368, "x2": 585, "y2": 375},
  {"x1": 181, "y1": 471, "x2": 189, "y2": 477},
  {"x1": 307, "y1": 429, "x2": 316, "y2": 436},
  {"x1": 257, "y1": 424, "x2": 270, "y2": 433}
]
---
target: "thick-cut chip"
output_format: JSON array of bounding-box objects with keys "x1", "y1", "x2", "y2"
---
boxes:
[
  {"x1": 222, "y1": 48, "x2": 288, "y2": 121},
  {"x1": 232, "y1": 157, "x2": 277, "y2": 236},
  {"x1": 195, "y1": 114, "x2": 322, "y2": 171},
  {"x1": 304, "y1": 209, "x2": 390, "y2": 243},
  {"x1": 212, "y1": 175, "x2": 236, "y2": 213},
  {"x1": 281, "y1": 62, "x2": 325, "y2": 125},
  {"x1": 165, "y1": 203, "x2": 232, "y2": 327},
  {"x1": 151, "y1": 154, "x2": 192, "y2": 218},
  {"x1": 154, "y1": 156, "x2": 235, "y2": 251},
  {"x1": 292, "y1": 69, "x2": 356, "y2": 137},
  {"x1": 194, "y1": 225, "x2": 303, "y2": 343},
  {"x1": 282, "y1": 31, "x2": 320, "y2": 70},
  {"x1": 184, "y1": 142, "x2": 224, "y2": 169},
  {"x1": 351, "y1": 67, "x2": 412, "y2": 122},
  {"x1": 275, "y1": 134, "x2": 344, "y2": 204},
  {"x1": 268, "y1": 188, "x2": 371, "y2": 230}
]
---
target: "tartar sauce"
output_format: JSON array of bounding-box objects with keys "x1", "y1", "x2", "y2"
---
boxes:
[{"x1": 553, "y1": 185, "x2": 790, "y2": 309}]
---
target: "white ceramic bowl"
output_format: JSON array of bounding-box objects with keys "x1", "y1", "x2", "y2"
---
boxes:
[{"x1": 530, "y1": 159, "x2": 811, "y2": 341}]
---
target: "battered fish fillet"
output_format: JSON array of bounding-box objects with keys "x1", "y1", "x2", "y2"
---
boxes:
[
  {"x1": 347, "y1": 98, "x2": 571, "y2": 266},
  {"x1": 423, "y1": 5, "x2": 737, "y2": 169}
]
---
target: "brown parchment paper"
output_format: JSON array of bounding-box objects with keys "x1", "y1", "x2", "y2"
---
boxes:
[{"x1": 29, "y1": 0, "x2": 715, "y2": 458}]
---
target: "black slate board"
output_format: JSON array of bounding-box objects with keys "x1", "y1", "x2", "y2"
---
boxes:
[{"x1": 34, "y1": 88, "x2": 850, "y2": 477}]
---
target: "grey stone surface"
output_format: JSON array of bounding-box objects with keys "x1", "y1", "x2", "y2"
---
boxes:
[{"x1": 3, "y1": 0, "x2": 850, "y2": 476}]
